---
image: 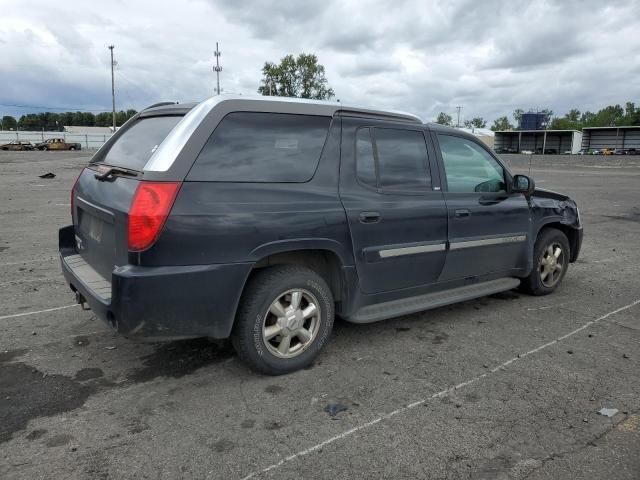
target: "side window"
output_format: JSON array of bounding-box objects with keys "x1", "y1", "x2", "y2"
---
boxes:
[
  {"x1": 188, "y1": 112, "x2": 331, "y2": 182},
  {"x1": 356, "y1": 128, "x2": 376, "y2": 188},
  {"x1": 374, "y1": 128, "x2": 430, "y2": 192},
  {"x1": 437, "y1": 134, "x2": 506, "y2": 193}
]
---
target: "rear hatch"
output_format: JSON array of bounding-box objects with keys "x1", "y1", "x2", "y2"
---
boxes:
[{"x1": 71, "y1": 115, "x2": 184, "y2": 281}]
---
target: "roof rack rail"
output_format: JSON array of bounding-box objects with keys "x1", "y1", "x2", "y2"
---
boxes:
[{"x1": 144, "y1": 102, "x2": 177, "y2": 110}]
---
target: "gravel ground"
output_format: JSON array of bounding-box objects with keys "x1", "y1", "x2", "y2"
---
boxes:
[{"x1": 1, "y1": 151, "x2": 639, "y2": 479}]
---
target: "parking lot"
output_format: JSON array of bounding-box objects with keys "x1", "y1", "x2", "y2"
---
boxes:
[{"x1": 1, "y1": 150, "x2": 639, "y2": 479}]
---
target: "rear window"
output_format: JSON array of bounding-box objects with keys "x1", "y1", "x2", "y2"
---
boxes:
[
  {"x1": 95, "y1": 116, "x2": 182, "y2": 171},
  {"x1": 187, "y1": 112, "x2": 331, "y2": 182}
]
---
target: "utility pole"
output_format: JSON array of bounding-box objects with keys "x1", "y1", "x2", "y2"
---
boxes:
[
  {"x1": 456, "y1": 105, "x2": 463, "y2": 128},
  {"x1": 108, "y1": 45, "x2": 116, "y2": 132},
  {"x1": 213, "y1": 42, "x2": 222, "y2": 95}
]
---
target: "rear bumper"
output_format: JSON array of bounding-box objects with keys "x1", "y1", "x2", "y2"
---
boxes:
[{"x1": 59, "y1": 225, "x2": 252, "y2": 340}]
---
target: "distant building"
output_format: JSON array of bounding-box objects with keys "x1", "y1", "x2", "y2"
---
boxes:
[
  {"x1": 519, "y1": 112, "x2": 550, "y2": 130},
  {"x1": 494, "y1": 130, "x2": 582, "y2": 154},
  {"x1": 581, "y1": 126, "x2": 640, "y2": 151},
  {"x1": 63, "y1": 126, "x2": 114, "y2": 135}
]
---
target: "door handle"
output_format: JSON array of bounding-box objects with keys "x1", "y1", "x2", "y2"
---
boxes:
[
  {"x1": 359, "y1": 211, "x2": 381, "y2": 224},
  {"x1": 455, "y1": 209, "x2": 471, "y2": 219}
]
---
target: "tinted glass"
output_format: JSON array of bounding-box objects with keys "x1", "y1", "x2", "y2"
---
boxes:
[
  {"x1": 98, "y1": 116, "x2": 182, "y2": 170},
  {"x1": 356, "y1": 128, "x2": 376, "y2": 188},
  {"x1": 437, "y1": 134, "x2": 505, "y2": 193},
  {"x1": 374, "y1": 128, "x2": 430, "y2": 191},
  {"x1": 189, "y1": 112, "x2": 331, "y2": 182}
]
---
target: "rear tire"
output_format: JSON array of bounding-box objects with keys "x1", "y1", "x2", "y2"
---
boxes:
[
  {"x1": 520, "y1": 228, "x2": 570, "y2": 296},
  {"x1": 231, "y1": 265, "x2": 334, "y2": 375},
  {"x1": 69, "y1": 146, "x2": 76, "y2": 151}
]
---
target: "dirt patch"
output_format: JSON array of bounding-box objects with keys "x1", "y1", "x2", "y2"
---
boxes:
[
  {"x1": 74, "y1": 367, "x2": 104, "y2": 382},
  {"x1": 126, "y1": 338, "x2": 235, "y2": 383},
  {"x1": 0, "y1": 362, "x2": 97, "y2": 444}
]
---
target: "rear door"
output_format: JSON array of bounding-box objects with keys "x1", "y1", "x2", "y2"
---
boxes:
[
  {"x1": 340, "y1": 117, "x2": 448, "y2": 294},
  {"x1": 432, "y1": 132, "x2": 531, "y2": 281},
  {"x1": 72, "y1": 115, "x2": 183, "y2": 279}
]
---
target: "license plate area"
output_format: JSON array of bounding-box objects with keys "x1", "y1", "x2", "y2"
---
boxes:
[
  {"x1": 75, "y1": 196, "x2": 116, "y2": 279},
  {"x1": 79, "y1": 210, "x2": 104, "y2": 243}
]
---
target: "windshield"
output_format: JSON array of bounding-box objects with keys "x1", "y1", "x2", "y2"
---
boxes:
[{"x1": 94, "y1": 115, "x2": 182, "y2": 171}]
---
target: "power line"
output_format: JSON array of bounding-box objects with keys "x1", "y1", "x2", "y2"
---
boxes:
[
  {"x1": 456, "y1": 105, "x2": 463, "y2": 128},
  {"x1": 108, "y1": 45, "x2": 116, "y2": 131},
  {"x1": 213, "y1": 42, "x2": 222, "y2": 95},
  {"x1": 0, "y1": 103, "x2": 113, "y2": 112}
]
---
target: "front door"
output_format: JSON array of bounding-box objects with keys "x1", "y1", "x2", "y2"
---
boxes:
[
  {"x1": 432, "y1": 132, "x2": 531, "y2": 281},
  {"x1": 340, "y1": 118, "x2": 448, "y2": 294}
]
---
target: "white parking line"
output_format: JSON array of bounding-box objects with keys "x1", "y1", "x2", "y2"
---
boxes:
[
  {"x1": 0, "y1": 304, "x2": 78, "y2": 321},
  {"x1": 239, "y1": 298, "x2": 640, "y2": 480}
]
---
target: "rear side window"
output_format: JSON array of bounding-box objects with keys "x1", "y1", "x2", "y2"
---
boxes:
[
  {"x1": 188, "y1": 112, "x2": 331, "y2": 182},
  {"x1": 374, "y1": 128, "x2": 430, "y2": 192},
  {"x1": 96, "y1": 116, "x2": 182, "y2": 171}
]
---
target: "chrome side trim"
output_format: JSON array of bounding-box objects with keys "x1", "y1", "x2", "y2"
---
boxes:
[
  {"x1": 449, "y1": 235, "x2": 527, "y2": 251},
  {"x1": 379, "y1": 243, "x2": 446, "y2": 258}
]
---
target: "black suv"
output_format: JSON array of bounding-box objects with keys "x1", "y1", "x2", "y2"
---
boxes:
[{"x1": 60, "y1": 96, "x2": 583, "y2": 375}]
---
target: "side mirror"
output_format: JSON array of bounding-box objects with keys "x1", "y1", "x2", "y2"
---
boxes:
[{"x1": 511, "y1": 174, "x2": 535, "y2": 196}]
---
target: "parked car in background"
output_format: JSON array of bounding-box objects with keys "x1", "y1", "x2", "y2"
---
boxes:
[
  {"x1": 60, "y1": 96, "x2": 583, "y2": 375},
  {"x1": 601, "y1": 148, "x2": 614, "y2": 155},
  {"x1": 563, "y1": 150, "x2": 572, "y2": 155},
  {"x1": 0, "y1": 140, "x2": 34, "y2": 151},
  {"x1": 626, "y1": 148, "x2": 639, "y2": 155},
  {"x1": 35, "y1": 138, "x2": 81, "y2": 151},
  {"x1": 520, "y1": 149, "x2": 534, "y2": 155},
  {"x1": 613, "y1": 149, "x2": 627, "y2": 155},
  {"x1": 534, "y1": 148, "x2": 558, "y2": 154},
  {"x1": 578, "y1": 149, "x2": 589, "y2": 155}
]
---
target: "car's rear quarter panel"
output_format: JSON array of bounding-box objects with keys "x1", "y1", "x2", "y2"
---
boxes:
[{"x1": 138, "y1": 118, "x2": 354, "y2": 268}]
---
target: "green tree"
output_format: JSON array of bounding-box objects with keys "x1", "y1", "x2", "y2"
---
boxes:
[
  {"x1": 490, "y1": 116, "x2": 513, "y2": 131},
  {"x1": 513, "y1": 108, "x2": 524, "y2": 127},
  {"x1": 258, "y1": 53, "x2": 335, "y2": 100},
  {"x1": 435, "y1": 112, "x2": 453, "y2": 126},
  {"x1": 463, "y1": 117, "x2": 487, "y2": 128},
  {"x1": 1, "y1": 115, "x2": 17, "y2": 130},
  {"x1": 94, "y1": 112, "x2": 111, "y2": 127},
  {"x1": 566, "y1": 109, "x2": 581, "y2": 122}
]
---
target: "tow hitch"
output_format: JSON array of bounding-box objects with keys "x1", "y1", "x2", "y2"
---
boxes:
[{"x1": 75, "y1": 291, "x2": 91, "y2": 311}]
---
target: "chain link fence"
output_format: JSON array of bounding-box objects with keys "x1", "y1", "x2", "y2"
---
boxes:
[{"x1": 0, "y1": 130, "x2": 113, "y2": 150}]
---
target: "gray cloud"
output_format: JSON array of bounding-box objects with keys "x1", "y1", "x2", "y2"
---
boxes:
[{"x1": 1, "y1": 0, "x2": 639, "y2": 124}]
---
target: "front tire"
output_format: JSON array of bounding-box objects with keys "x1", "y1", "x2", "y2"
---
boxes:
[
  {"x1": 231, "y1": 265, "x2": 334, "y2": 375},
  {"x1": 520, "y1": 228, "x2": 570, "y2": 296}
]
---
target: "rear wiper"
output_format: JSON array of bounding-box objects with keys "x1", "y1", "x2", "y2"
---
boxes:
[{"x1": 93, "y1": 165, "x2": 140, "y2": 181}]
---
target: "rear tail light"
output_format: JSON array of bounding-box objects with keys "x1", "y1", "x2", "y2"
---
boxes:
[
  {"x1": 128, "y1": 181, "x2": 181, "y2": 251},
  {"x1": 70, "y1": 169, "x2": 84, "y2": 218}
]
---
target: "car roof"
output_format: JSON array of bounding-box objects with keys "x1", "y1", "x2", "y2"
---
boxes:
[{"x1": 140, "y1": 94, "x2": 423, "y2": 124}]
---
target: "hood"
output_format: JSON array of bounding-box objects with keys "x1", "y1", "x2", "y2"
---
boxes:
[{"x1": 531, "y1": 187, "x2": 569, "y2": 201}]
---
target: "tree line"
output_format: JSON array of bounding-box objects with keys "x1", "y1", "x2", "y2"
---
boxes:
[
  {"x1": 436, "y1": 102, "x2": 640, "y2": 131},
  {"x1": 1, "y1": 110, "x2": 138, "y2": 132}
]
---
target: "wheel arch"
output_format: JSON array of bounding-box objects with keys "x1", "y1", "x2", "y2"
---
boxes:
[
  {"x1": 249, "y1": 247, "x2": 347, "y2": 303},
  {"x1": 535, "y1": 220, "x2": 581, "y2": 263}
]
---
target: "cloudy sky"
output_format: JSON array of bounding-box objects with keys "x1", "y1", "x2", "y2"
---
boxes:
[{"x1": 1, "y1": 0, "x2": 639, "y2": 124}]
